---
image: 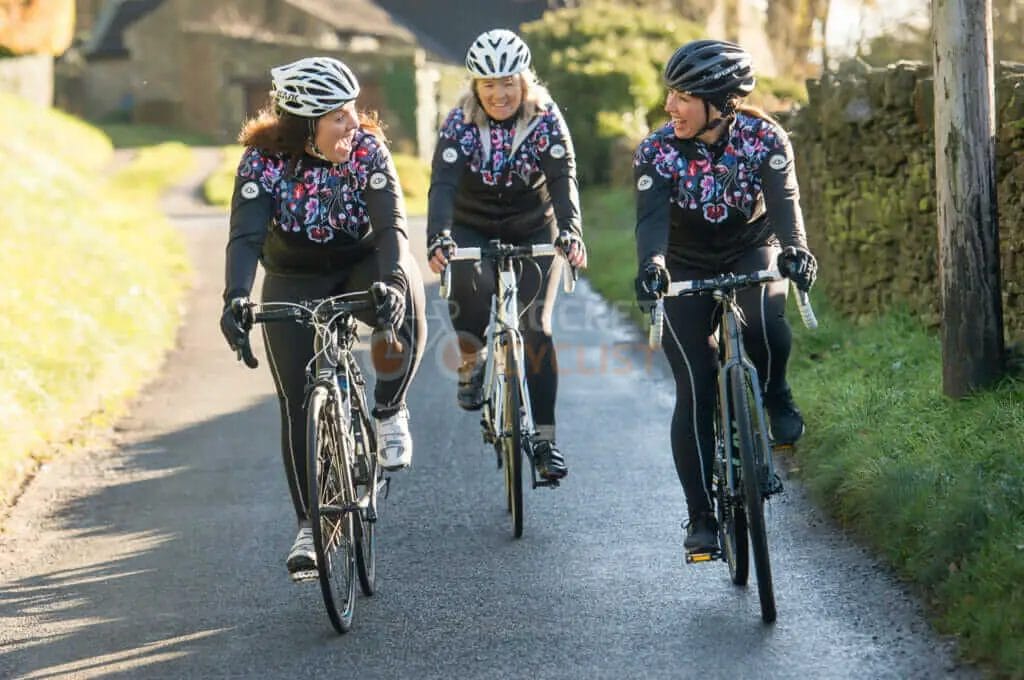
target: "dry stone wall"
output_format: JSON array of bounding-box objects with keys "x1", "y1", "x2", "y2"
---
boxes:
[{"x1": 786, "y1": 60, "x2": 1024, "y2": 340}]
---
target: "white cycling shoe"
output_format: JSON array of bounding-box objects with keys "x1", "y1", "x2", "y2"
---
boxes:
[
  {"x1": 376, "y1": 406, "x2": 412, "y2": 470},
  {"x1": 286, "y1": 526, "x2": 316, "y2": 573}
]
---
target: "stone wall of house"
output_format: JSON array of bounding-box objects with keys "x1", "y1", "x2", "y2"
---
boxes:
[
  {"x1": 123, "y1": 0, "x2": 426, "y2": 148},
  {"x1": 0, "y1": 55, "x2": 53, "y2": 107},
  {"x1": 786, "y1": 60, "x2": 1024, "y2": 340}
]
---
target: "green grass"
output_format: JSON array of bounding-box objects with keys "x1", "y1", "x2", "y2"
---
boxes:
[
  {"x1": 580, "y1": 187, "x2": 641, "y2": 322},
  {"x1": 0, "y1": 94, "x2": 193, "y2": 507},
  {"x1": 97, "y1": 122, "x2": 216, "y2": 149},
  {"x1": 789, "y1": 309, "x2": 1024, "y2": 673},
  {"x1": 581, "y1": 185, "x2": 1024, "y2": 675},
  {"x1": 202, "y1": 147, "x2": 430, "y2": 216}
]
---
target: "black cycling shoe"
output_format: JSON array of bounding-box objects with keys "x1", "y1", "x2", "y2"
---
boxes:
[
  {"x1": 457, "y1": 358, "x2": 485, "y2": 411},
  {"x1": 533, "y1": 440, "x2": 568, "y2": 480},
  {"x1": 764, "y1": 387, "x2": 805, "y2": 445},
  {"x1": 683, "y1": 512, "x2": 719, "y2": 553}
]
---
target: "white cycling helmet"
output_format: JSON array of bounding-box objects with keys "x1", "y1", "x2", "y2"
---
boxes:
[
  {"x1": 465, "y1": 29, "x2": 531, "y2": 79},
  {"x1": 270, "y1": 56, "x2": 360, "y2": 118}
]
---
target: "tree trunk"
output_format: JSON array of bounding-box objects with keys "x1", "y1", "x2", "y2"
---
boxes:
[{"x1": 931, "y1": 0, "x2": 1005, "y2": 397}]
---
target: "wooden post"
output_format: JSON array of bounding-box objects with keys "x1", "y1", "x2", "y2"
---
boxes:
[{"x1": 931, "y1": 0, "x2": 1005, "y2": 397}]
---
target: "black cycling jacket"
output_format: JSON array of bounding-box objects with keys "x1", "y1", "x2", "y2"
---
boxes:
[
  {"x1": 427, "y1": 102, "x2": 582, "y2": 243},
  {"x1": 223, "y1": 129, "x2": 409, "y2": 303},
  {"x1": 634, "y1": 112, "x2": 808, "y2": 271}
]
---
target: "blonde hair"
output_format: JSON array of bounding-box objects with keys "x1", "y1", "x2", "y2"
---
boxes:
[{"x1": 455, "y1": 70, "x2": 554, "y2": 127}]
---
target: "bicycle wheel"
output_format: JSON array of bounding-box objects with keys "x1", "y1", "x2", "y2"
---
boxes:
[
  {"x1": 715, "y1": 451, "x2": 749, "y2": 586},
  {"x1": 730, "y1": 368, "x2": 776, "y2": 623},
  {"x1": 351, "y1": 392, "x2": 377, "y2": 597},
  {"x1": 503, "y1": 342, "x2": 524, "y2": 539},
  {"x1": 306, "y1": 385, "x2": 357, "y2": 634}
]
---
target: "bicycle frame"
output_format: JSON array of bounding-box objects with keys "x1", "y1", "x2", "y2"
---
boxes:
[
  {"x1": 250, "y1": 296, "x2": 387, "y2": 525},
  {"x1": 480, "y1": 261, "x2": 535, "y2": 461},
  {"x1": 307, "y1": 316, "x2": 382, "y2": 521},
  {"x1": 713, "y1": 289, "x2": 776, "y2": 502},
  {"x1": 442, "y1": 242, "x2": 575, "y2": 491}
]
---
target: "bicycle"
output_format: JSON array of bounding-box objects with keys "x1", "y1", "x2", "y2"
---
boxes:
[
  {"x1": 238, "y1": 284, "x2": 392, "y2": 634},
  {"x1": 648, "y1": 271, "x2": 817, "y2": 623},
  {"x1": 439, "y1": 240, "x2": 576, "y2": 538}
]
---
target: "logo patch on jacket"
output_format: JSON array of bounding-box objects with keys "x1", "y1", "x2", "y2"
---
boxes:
[{"x1": 240, "y1": 181, "x2": 260, "y2": 199}]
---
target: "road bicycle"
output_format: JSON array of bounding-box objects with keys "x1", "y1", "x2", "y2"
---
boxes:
[
  {"x1": 649, "y1": 271, "x2": 817, "y2": 623},
  {"x1": 440, "y1": 240, "x2": 576, "y2": 538},
  {"x1": 241, "y1": 284, "x2": 392, "y2": 633}
]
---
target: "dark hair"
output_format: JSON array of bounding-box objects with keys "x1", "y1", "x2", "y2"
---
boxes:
[
  {"x1": 238, "y1": 98, "x2": 387, "y2": 174},
  {"x1": 735, "y1": 103, "x2": 783, "y2": 130}
]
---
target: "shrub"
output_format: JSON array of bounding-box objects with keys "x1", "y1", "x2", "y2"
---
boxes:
[{"x1": 521, "y1": 2, "x2": 703, "y2": 184}]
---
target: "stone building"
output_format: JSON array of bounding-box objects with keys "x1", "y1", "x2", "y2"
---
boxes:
[{"x1": 60, "y1": 0, "x2": 552, "y2": 157}]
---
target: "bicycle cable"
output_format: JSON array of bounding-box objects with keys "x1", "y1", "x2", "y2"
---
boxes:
[{"x1": 516, "y1": 256, "x2": 545, "y2": 322}]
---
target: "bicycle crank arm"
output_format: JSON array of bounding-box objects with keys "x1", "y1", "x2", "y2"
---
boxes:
[{"x1": 317, "y1": 503, "x2": 359, "y2": 516}]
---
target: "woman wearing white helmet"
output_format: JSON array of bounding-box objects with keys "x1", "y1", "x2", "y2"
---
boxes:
[
  {"x1": 220, "y1": 56, "x2": 427, "y2": 575},
  {"x1": 633, "y1": 40, "x2": 818, "y2": 554},
  {"x1": 426, "y1": 28, "x2": 586, "y2": 483}
]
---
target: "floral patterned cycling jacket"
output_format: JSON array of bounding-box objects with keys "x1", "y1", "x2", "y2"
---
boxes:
[
  {"x1": 633, "y1": 112, "x2": 808, "y2": 271},
  {"x1": 223, "y1": 129, "x2": 407, "y2": 302},
  {"x1": 427, "y1": 102, "x2": 582, "y2": 243}
]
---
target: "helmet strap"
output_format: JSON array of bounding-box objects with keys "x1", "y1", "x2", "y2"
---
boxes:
[{"x1": 306, "y1": 118, "x2": 331, "y2": 161}]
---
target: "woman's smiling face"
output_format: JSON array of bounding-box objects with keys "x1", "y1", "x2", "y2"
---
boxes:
[
  {"x1": 312, "y1": 101, "x2": 360, "y2": 162},
  {"x1": 475, "y1": 76, "x2": 523, "y2": 121},
  {"x1": 664, "y1": 88, "x2": 708, "y2": 140}
]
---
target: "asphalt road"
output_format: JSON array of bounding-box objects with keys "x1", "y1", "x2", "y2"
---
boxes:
[{"x1": 0, "y1": 151, "x2": 978, "y2": 680}]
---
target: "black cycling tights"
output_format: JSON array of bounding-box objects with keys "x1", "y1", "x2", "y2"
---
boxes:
[
  {"x1": 661, "y1": 246, "x2": 792, "y2": 518},
  {"x1": 446, "y1": 224, "x2": 561, "y2": 431},
  {"x1": 261, "y1": 253, "x2": 426, "y2": 523}
]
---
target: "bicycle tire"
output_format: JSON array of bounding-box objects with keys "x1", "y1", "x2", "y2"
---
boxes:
[
  {"x1": 715, "y1": 450, "x2": 749, "y2": 586},
  {"x1": 504, "y1": 342, "x2": 524, "y2": 539},
  {"x1": 307, "y1": 385, "x2": 357, "y2": 634},
  {"x1": 352, "y1": 393, "x2": 377, "y2": 597},
  {"x1": 730, "y1": 368, "x2": 777, "y2": 623}
]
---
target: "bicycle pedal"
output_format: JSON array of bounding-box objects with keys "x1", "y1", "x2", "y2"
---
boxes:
[
  {"x1": 290, "y1": 569, "x2": 318, "y2": 583},
  {"x1": 684, "y1": 550, "x2": 720, "y2": 564}
]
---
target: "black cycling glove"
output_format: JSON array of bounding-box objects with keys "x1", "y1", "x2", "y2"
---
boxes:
[
  {"x1": 554, "y1": 230, "x2": 586, "y2": 264},
  {"x1": 777, "y1": 246, "x2": 818, "y2": 292},
  {"x1": 373, "y1": 283, "x2": 406, "y2": 330},
  {"x1": 427, "y1": 230, "x2": 457, "y2": 261},
  {"x1": 220, "y1": 297, "x2": 258, "y2": 368},
  {"x1": 635, "y1": 259, "x2": 670, "y2": 306}
]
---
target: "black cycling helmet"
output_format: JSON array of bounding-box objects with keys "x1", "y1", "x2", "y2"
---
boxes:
[{"x1": 663, "y1": 40, "x2": 755, "y2": 112}]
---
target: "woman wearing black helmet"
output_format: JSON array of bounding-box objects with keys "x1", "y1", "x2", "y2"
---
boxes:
[
  {"x1": 425, "y1": 29, "x2": 586, "y2": 482},
  {"x1": 219, "y1": 56, "x2": 427, "y2": 575},
  {"x1": 633, "y1": 40, "x2": 818, "y2": 553}
]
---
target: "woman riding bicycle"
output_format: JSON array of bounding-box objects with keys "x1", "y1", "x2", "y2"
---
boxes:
[
  {"x1": 425, "y1": 29, "x2": 587, "y2": 482},
  {"x1": 219, "y1": 56, "x2": 427, "y2": 574},
  {"x1": 633, "y1": 40, "x2": 818, "y2": 553}
]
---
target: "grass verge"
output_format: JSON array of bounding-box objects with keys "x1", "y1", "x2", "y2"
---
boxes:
[
  {"x1": 582, "y1": 185, "x2": 1024, "y2": 675},
  {"x1": 0, "y1": 94, "x2": 194, "y2": 510},
  {"x1": 202, "y1": 146, "x2": 430, "y2": 216},
  {"x1": 97, "y1": 121, "x2": 216, "y2": 148}
]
